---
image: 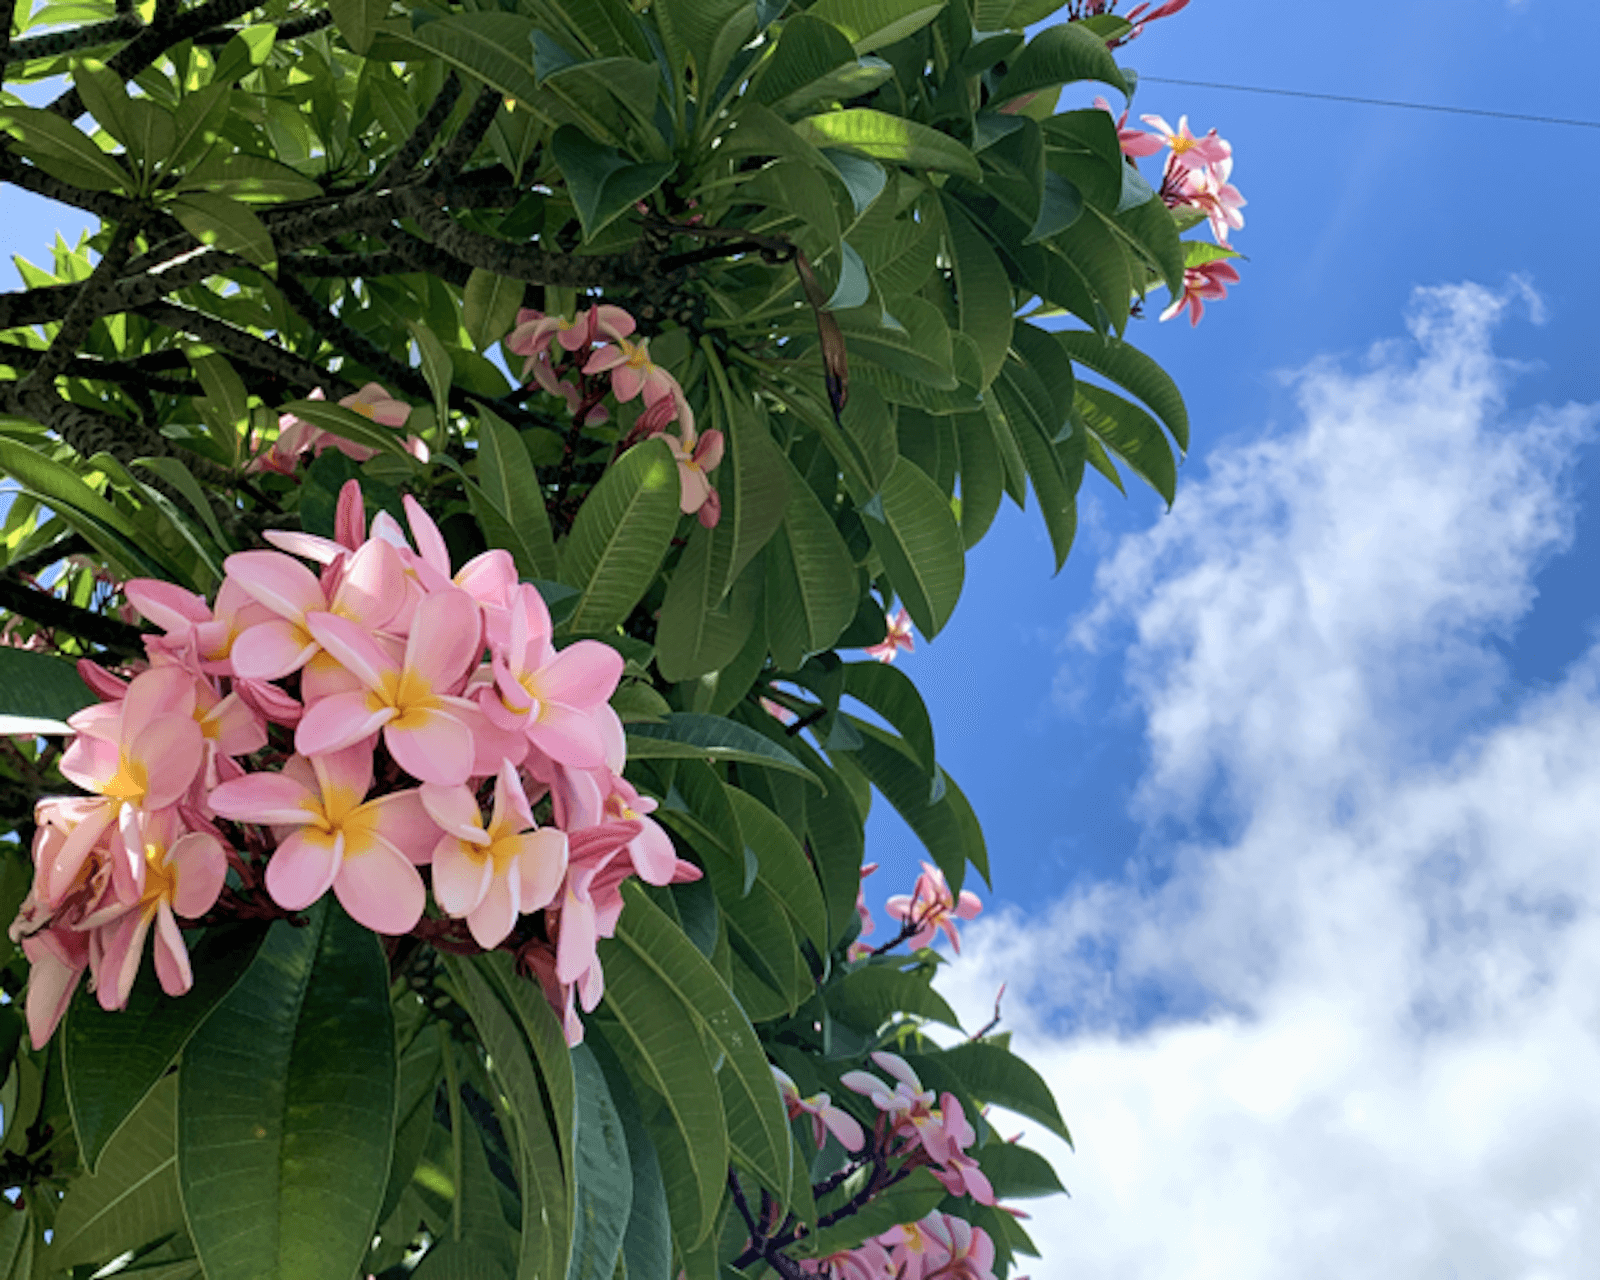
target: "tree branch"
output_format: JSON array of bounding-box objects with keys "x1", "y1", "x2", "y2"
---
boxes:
[
  {"x1": 17, "y1": 214, "x2": 144, "y2": 398},
  {"x1": 0, "y1": 577, "x2": 146, "y2": 656},
  {"x1": 7, "y1": 534, "x2": 91, "y2": 579},
  {"x1": 370, "y1": 71, "x2": 463, "y2": 191},
  {"x1": 401, "y1": 189, "x2": 630, "y2": 289},
  {"x1": 137, "y1": 300, "x2": 355, "y2": 399},
  {"x1": 0, "y1": 341, "x2": 200, "y2": 395},
  {"x1": 191, "y1": 7, "x2": 332, "y2": 45},
  {"x1": 430, "y1": 85, "x2": 504, "y2": 185},
  {"x1": 6, "y1": 11, "x2": 142, "y2": 62}
]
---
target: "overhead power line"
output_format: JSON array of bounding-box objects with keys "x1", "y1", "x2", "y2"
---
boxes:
[{"x1": 1137, "y1": 75, "x2": 1600, "y2": 131}]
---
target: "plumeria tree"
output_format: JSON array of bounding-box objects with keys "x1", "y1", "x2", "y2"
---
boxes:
[{"x1": 0, "y1": 0, "x2": 1241, "y2": 1276}]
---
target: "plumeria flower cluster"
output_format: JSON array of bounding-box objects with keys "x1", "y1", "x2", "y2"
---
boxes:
[
  {"x1": 842, "y1": 1052, "x2": 995, "y2": 1204},
  {"x1": 505, "y1": 303, "x2": 725, "y2": 527},
  {"x1": 1096, "y1": 76, "x2": 1247, "y2": 327},
  {"x1": 1067, "y1": 0, "x2": 1191, "y2": 46},
  {"x1": 864, "y1": 606, "x2": 915, "y2": 664},
  {"x1": 8, "y1": 479, "x2": 696, "y2": 1051},
  {"x1": 802, "y1": 1212, "x2": 1003, "y2": 1280},
  {"x1": 886, "y1": 862, "x2": 984, "y2": 954},
  {"x1": 249, "y1": 383, "x2": 430, "y2": 476}
]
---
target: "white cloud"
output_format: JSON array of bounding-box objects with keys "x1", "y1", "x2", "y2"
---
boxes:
[{"x1": 942, "y1": 284, "x2": 1600, "y2": 1279}]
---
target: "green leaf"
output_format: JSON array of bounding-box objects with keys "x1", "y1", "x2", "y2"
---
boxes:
[
  {"x1": 724, "y1": 787, "x2": 829, "y2": 952},
  {"x1": 625, "y1": 712, "x2": 817, "y2": 783},
  {"x1": 863, "y1": 457, "x2": 965, "y2": 639},
  {"x1": 464, "y1": 269, "x2": 525, "y2": 353},
  {"x1": 835, "y1": 295, "x2": 958, "y2": 391},
  {"x1": 135, "y1": 456, "x2": 229, "y2": 548},
  {"x1": 706, "y1": 400, "x2": 789, "y2": 602},
  {"x1": 596, "y1": 946, "x2": 728, "y2": 1247},
  {"x1": 806, "y1": 0, "x2": 947, "y2": 52},
  {"x1": 752, "y1": 14, "x2": 856, "y2": 108},
  {"x1": 328, "y1": 0, "x2": 386, "y2": 53},
  {"x1": 608, "y1": 885, "x2": 794, "y2": 1205},
  {"x1": 842, "y1": 660, "x2": 935, "y2": 774},
  {"x1": 793, "y1": 110, "x2": 981, "y2": 180},
  {"x1": 1056, "y1": 328, "x2": 1190, "y2": 452},
  {"x1": 567, "y1": 1044, "x2": 633, "y2": 1280},
  {"x1": 174, "y1": 153, "x2": 324, "y2": 201},
  {"x1": 655, "y1": 528, "x2": 760, "y2": 683},
  {"x1": 846, "y1": 719, "x2": 982, "y2": 892},
  {"x1": 169, "y1": 192, "x2": 276, "y2": 269},
  {"x1": 48, "y1": 1075, "x2": 184, "y2": 1270},
  {"x1": 589, "y1": 1040, "x2": 673, "y2": 1280},
  {"x1": 413, "y1": 1243, "x2": 511, "y2": 1280},
  {"x1": 654, "y1": 0, "x2": 756, "y2": 97},
  {"x1": 991, "y1": 22, "x2": 1128, "y2": 106},
  {"x1": 977, "y1": 1141, "x2": 1068, "y2": 1199},
  {"x1": 408, "y1": 319, "x2": 455, "y2": 426},
  {"x1": 762, "y1": 451, "x2": 859, "y2": 670},
  {"x1": 559, "y1": 438, "x2": 680, "y2": 635},
  {"x1": 0, "y1": 436, "x2": 187, "y2": 581},
  {"x1": 825, "y1": 962, "x2": 962, "y2": 1033},
  {"x1": 447, "y1": 957, "x2": 572, "y2": 1280},
  {"x1": 391, "y1": 13, "x2": 543, "y2": 110},
  {"x1": 801, "y1": 1167, "x2": 945, "y2": 1257},
  {"x1": 274, "y1": 397, "x2": 420, "y2": 462},
  {"x1": 476, "y1": 407, "x2": 559, "y2": 580},
  {"x1": 551, "y1": 125, "x2": 675, "y2": 241},
  {"x1": 1075, "y1": 381, "x2": 1177, "y2": 505},
  {"x1": 939, "y1": 197, "x2": 1013, "y2": 388},
  {"x1": 0, "y1": 104, "x2": 132, "y2": 192},
  {"x1": 0, "y1": 648, "x2": 94, "y2": 723},
  {"x1": 178, "y1": 904, "x2": 397, "y2": 1280},
  {"x1": 906, "y1": 1041, "x2": 1071, "y2": 1143},
  {"x1": 65, "y1": 923, "x2": 265, "y2": 1174}
]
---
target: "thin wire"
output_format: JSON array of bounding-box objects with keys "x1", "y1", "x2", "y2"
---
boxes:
[{"x1": 1137, "y1": 75, "x2": 1600, "y2": 131}]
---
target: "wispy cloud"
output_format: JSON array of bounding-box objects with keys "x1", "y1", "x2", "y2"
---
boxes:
[{"x1": 944, "y1": 284, "x2": 1600, "y2": 1278}]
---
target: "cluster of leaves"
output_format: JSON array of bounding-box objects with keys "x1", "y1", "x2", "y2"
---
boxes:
[{"x1": 0, "y1": 0, "x2": 1210, "y2": 1276}]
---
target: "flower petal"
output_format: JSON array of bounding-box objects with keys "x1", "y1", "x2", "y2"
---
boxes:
[
  {"x1": 296, "y1": 690, "x2": 393, "y2": 758},
  {"x1": 514, "y1": 828, "x2": 568, "y2": 913},
  {"x1": 538, "y1": 641, "x2": 623, "y2": 710},
  {"x1": 153, "y1": 902, "x2": 194, "y2": 996},
  {"x1": 403, "y1": 589, "x2": 483, "y2": 693},
  {"x1": 208, "y1": 771, "x2": 318, "y2": 826},
  {"x1": 384, "y1": 707, "x2": 475, "y2": 786},
  {"x1": 167, "y1": 832, "x2": 227, "y2": 918},
  {"x1": 265, "y1": 828, "x2": 343, "y2": 910},
  {"x1": 224, "y1": 549, "x2": 326, "y2": 621},
  {"x1": 305, "y1": 611, "x2": 396, "y2": 692},
  {"x1": 528, "y1": 702, "x2": 608, "y2": 769},
  {"x1": 431, "y1": 837, "x2": 492, "y2": 916},
  {"x1": 467, "y1": 873, "x2": 518, "y2": 949},
  {"x1": 359, "y1": 789, "x2": 440, "y2": 865},
  {"x1": 231, "y1": 618, "x2": 319, "y2": 681},
  {"x1": 333, "y1": 839, "x2": 426, "y2": 934}
]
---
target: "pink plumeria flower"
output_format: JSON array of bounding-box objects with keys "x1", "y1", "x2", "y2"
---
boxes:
[
  {"x1": 864, "y1": 606, "x2": 914, "y2": 663},
  {"x1": 123, "y1": 576, "x2": 276, "y2": 676},
  {"x1": 856, "y1": 862, "x2": 878, "y2": 938},
  {"x1": 655, "y1": 421, "x2": 724, "y2": 525},
  {"x1": 1159, "y1": 259, "x2": 1242, "y2": 326},
  {"x1": 922, "y1": 1094, "x2": 995, "y2": 1204},
  {"x1": 86, "y1": 807, "x2": 227, "y2": 1011},
  {"x1": 421, "y1": 761, "x2": 568, "y2": 950},
  {"x1": 878, "y1": 1216, "x2": 955, "y2": 1280},
  {"x1": 886, "y1": 861, "x2": 982, "y2": 952},
  {"x1": 340, "y1": 381, "x2": 412, "y2": 428},
  {"x1": 1093, "y1": 95, "x2": 1164, "y2": 158},
  {"x1": 223, "y1": 540, "x2": 405, "y2": 681},
  {"x1": 772, "y1": 1066, "x2": 867, "y2": 1151},
  {"x1": 483, "y1": 584, "x2": 622, "y2": 769},
  {"x1": 208, "y1": 746, "x2": 437, "y2": 933},
  {"x1": 296, "y1": 587, "x2": 485, "y2": 786},
  {"x1": 553, "y1": 821, "x2": 650, "y2": 1014},
  {"x1": 841, "y1": 1050, "x2": 936, "y2": 1121},
  {"x1": 583, "y1": 335, "x2": 678, "y2": 406},
  {"x1": 886, "y1": 1214, "x2": 997, "y2": 1280},
  {"x1": 57, "y1": 666, "x2": 205, "y2": 898},
  {"x1": 396, "y1": 493, "x2": 518, "y2": 612},
  {"x1": 1138, "y1": 113, "x2": 1230, "y2": 172},
  {"x1": 1171, "y1": 156, "x2": 1246, "y2": 244},
  {"x1": 19, "y1": 918, "x2": 91, "y2": 1049},
  {"x1": 801, "y1": 1241, "x2": 895, "y2": 1280}
]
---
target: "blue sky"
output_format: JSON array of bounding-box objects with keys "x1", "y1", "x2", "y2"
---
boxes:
[{"x1": 6, "y1": 3, "x2": 1600, "y2": 1274}]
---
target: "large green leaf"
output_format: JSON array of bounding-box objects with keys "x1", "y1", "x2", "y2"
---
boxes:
[
  {"x1": 476, "y1": 407, "x2": 559, "y2": 580},
  {"x1": 551, "y1": 126, "x2": 675, "y2": 240},
  {"x1": 558, "y1": 438, "x2": 680, "y2": 635},
  {"x1": 751, "y1": 14, "x2": 856, "y2": 108},
  {"x1": 654, "y1": 0, "x2": 756, "y2": 98},
  {"x1": 448, "y1": 957, "x2": 572, "y2": 1280},
  {"x1": 794, "y1": 110, "x2": 981, "y2": 180},
  {"x1": 835, "y1": 295, "x2": 958, "y2": 391},
  {"x1": 1056, "y1": 329, "x2": 1190, "y2": 451},
  {"x1": 328, "y1": 0, "x2": 387, "y2": 53},
  {"x1": 590, "y1": 1041, "x2": 674, "y2": 1280},
  {"x1": 800, "y1": 1167, "x2": 945, "y2": 1257},
  {"x1": 863, "y1": 457, "x2": 965, "y2": 639},
  {"x1": 1074, "y1": 381, "x2": 1177, "y2": 504},
  {"x1": 177, "y1": 904, "x2": 397, "y2": 1280},
  {"x1": 845, "y1": 719, "x2": 983, "y2": 893},
  {"x1": 939, "y1": 196, "x2": 1013, "y2": 388},
  {"x1": 977, "y1": 1141, "x2": 1068, "y2": 1199},
  {"x1": 806, "y1": 0, "x2": 947, "y2": 52},
  {"x1": 567, "y1": 1044, "x2": 633, "y2": 1280},
  {"x1": 0, "y1": 648, "x2": 95, "y2": 724},
  {"x1": 625, "y1": 712, "x2": 817, "y2": 783},
  {"x1": 763, "y1": 454, "x2": 859, "y2": 670},
  {"x1": 391, "y1": 13, "x2": 543, "y2": 109},
  {"x1": 991, "y1": 21, "x2": 1128, "y2": 105},
  {"x1": 655, "y1": 531, "x2": 761, "y2": 683},
  {"x1": 275, "y1": 397, "x2": 420, "y2": 463},
  {"x1": 596, "y1": 948, "x2": 728, "y2": 1246},
  {"x1": 48, "y1": 1075, "x2": 185, "y2": 1270},
  {"x1": 0, "y1": 104, "x2": 132, "y2": 192},
  {"x1": 65, "y1": 923, "x2": 266, "y2": 1174},
  {"x1": 724, "y1": 787, "x2": 829, "y2": 952},
  {"x1": 169, "y1": 193, "x2": 276, "y2": 269},
  {"x1": 825, "y1": 962, "x2": 961, "y2": 1033},
  {"x1": 706, "y1": 401, "x2": 790, "y2": 602},
  {"x1": 607, "y1": 886, "x2": 795, "y2": 1204},
  {"x1": 842, "y1": 661, "x2": 935, "y2": 774}
]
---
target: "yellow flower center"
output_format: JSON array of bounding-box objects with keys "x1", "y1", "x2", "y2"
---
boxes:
[
  {"x1": 102, "y1": 753, "x2": 148, "y2": 802},
  {"x1": 141, "y1": 842, "x2": 176, "y2": 908},
  {"x1": 371, "y1": 667, "x2": 439, "y2": 731}
]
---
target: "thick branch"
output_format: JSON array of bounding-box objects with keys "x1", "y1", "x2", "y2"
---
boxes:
[
  {"x1": 0, "y1": 577, "x2": 146, "y2": 655},
  {"x1": 192, "y1": 8, "x2": 332, "y2": 45},
  {"x1": 138, "y1": 300, "x2": 355, "y2": 399},
  {"x1": 8, "y1": 535, "x2": 91, "y2": 579},
  {"x1": 17, "y1": 214, "x2": 144, "y2": 396},
  {"x1": 371, "y1": 72, "x2": 463, "y2": 190},
  {"x1": 272, "y1": 271, "x2": 425, "y2": 401},
  {"x1": 7, "y1": 12, "x2": 141, "y2": 61},
  {"x1": 430, "y1": 85, "x2": 504, "y2": 184},
  {"x1": 401, "y1": 189, "x2": 630, "y2": 289},
  {"x1": 0, "y1": 341, "x2": 200, "y2": 395}
]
